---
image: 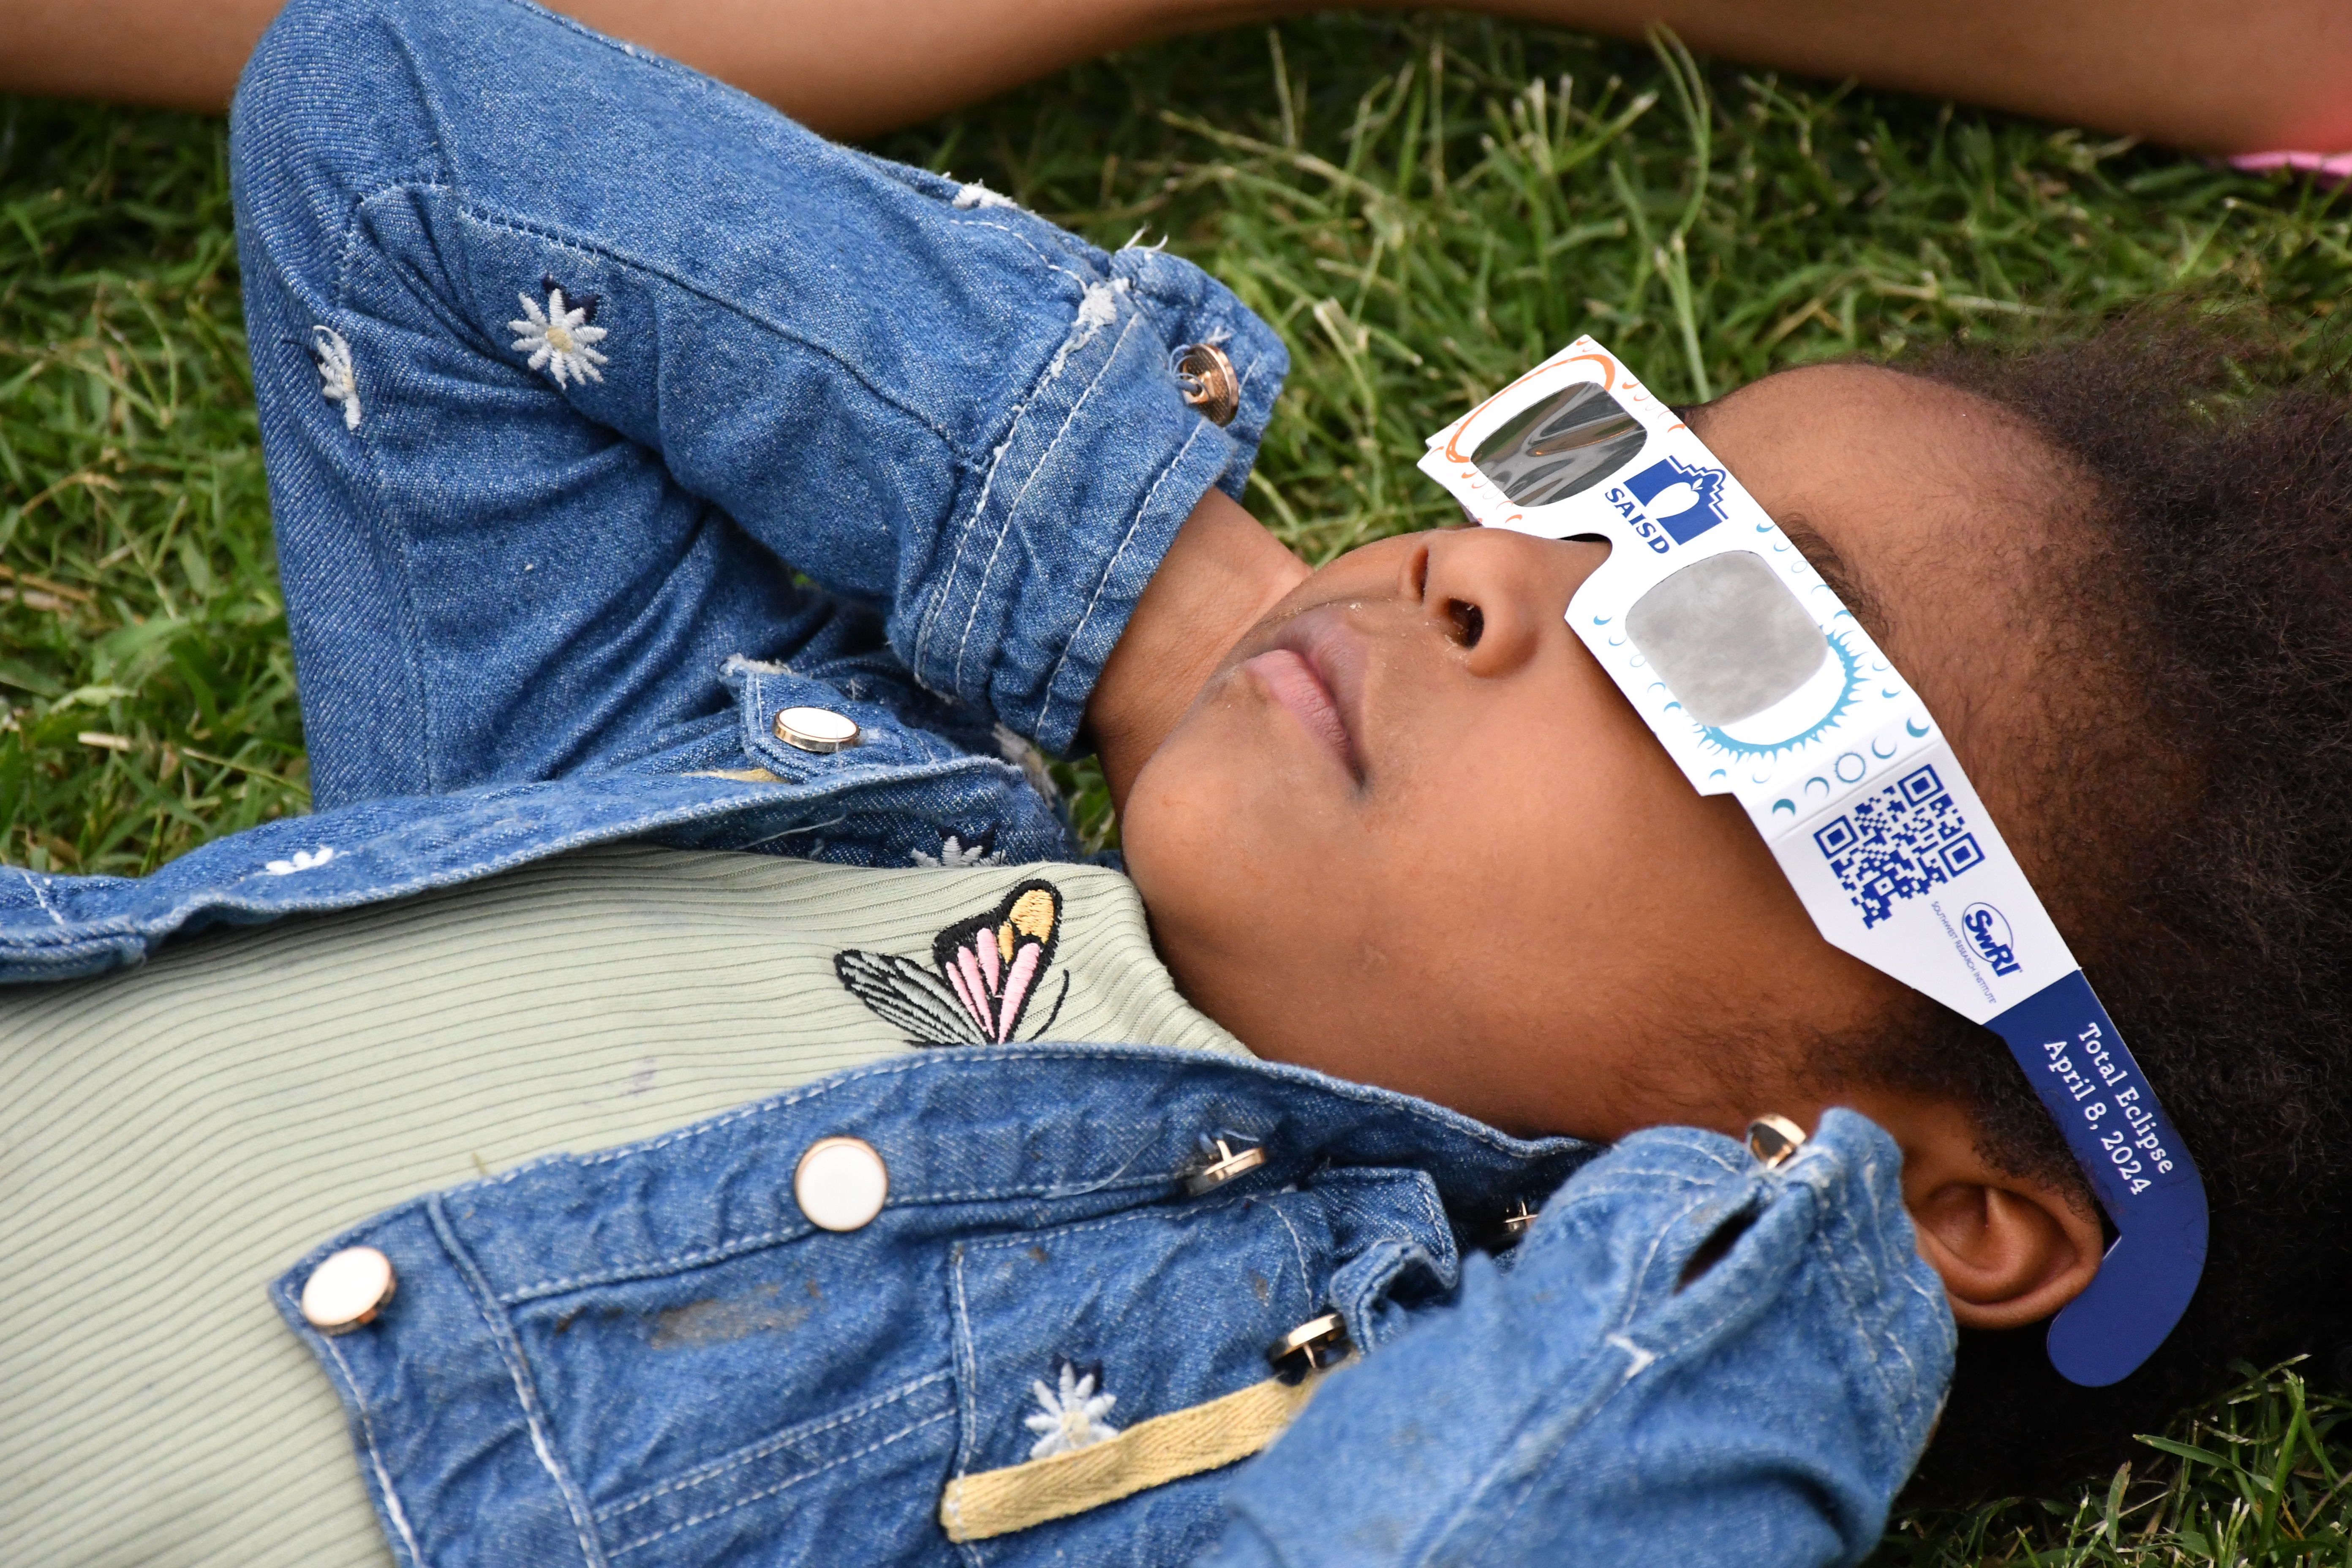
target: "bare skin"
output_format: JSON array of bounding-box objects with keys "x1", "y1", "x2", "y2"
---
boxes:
[
  {"x1": 1090, "y1": 364, "x2": 2105, "y2": 1332},
  {"x1": 3, "y1": 0, "x2": 2346, "y2": 154}
]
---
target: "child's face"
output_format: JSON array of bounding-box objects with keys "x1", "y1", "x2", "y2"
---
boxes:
[{"x1": 1124, "y1": 365, "x2": 2065, "y2": 1141}]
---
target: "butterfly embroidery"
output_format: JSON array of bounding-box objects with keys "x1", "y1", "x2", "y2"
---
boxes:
[{"x1": 834, "y1": 880, "x2": 1070, "y2": 1045}]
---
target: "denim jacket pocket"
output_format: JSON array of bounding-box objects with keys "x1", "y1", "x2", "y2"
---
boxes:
[
  {"x1": 510, "y1": 1224, "x2": 964, "y2": 1568},
  {"x1": 588, "y1": 1371, "x2": 959, "y2": 1564},
  {"x1": 945, "y1": 1168, "x2": 1449, "y2": 1565}
]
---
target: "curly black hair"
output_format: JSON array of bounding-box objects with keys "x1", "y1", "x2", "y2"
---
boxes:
[{"x1": 1816, "y1": 309, "x2": 2352, "y2": 1499}]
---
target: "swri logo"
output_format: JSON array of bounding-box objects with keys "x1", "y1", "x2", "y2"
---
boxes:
[
  {"x1": 1961, "y1": 902, "x2": 2023, "y2": 978},
  {"x1": 1606, "y1": 457, "x2": 1729, "y2": 553}
]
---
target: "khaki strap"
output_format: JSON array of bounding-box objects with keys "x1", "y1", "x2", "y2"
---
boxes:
[{"x1": 938, "y1": 1365, "x2": 1342, "y2": 1542}]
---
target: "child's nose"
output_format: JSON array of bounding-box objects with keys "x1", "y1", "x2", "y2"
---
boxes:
[{"x1": 1407, "y1": 528, "x2": 1604, "y2": 679}]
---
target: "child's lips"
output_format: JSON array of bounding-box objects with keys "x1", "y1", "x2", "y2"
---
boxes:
[
  {"x1": 1242, "y1": 649, "x2": 1353, "y2": 772},
  {"x1": 1241, "y1": 611, "x2": 1367, "y2": 777}
]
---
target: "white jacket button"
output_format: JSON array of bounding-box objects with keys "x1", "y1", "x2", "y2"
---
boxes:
[
  {"x1": 775, "y1": 706, "x2": 862, "y2": 754},
  {"x1": 795, "y1": 1136, "x2": 890, "y2": 1230},
  {"x1": 301, "y1": 1246, "x2": 396, "y2": 1334}
]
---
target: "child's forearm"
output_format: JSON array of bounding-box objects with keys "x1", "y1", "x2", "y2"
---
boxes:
[
  {"x1": 5, "y1": 0, "x2": 2345, "y2": 155},
  {"x1": 1087, "y1": 489, "x2": 1307, "y2": 812},
  {"x1": 1490, "y1": 0, "x2": 2352, "y2": 158},
  {"x1": 0, "y1": 0, "x2": 1273, "y2": 128}
]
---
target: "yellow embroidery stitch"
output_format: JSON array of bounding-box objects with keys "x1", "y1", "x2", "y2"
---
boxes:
[{"x1": 937, "y1": 1363, "x2": 1343, "y2": 1543}]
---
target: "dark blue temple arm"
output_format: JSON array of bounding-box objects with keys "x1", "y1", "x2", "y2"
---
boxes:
[{"x1": 1989, "y1": 972, "x2": 2210, "y2": 1386}]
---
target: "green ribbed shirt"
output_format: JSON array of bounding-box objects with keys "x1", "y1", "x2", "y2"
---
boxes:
[{"x1": 0, "y1": 846, "x2": 1244, "y2": 1568}]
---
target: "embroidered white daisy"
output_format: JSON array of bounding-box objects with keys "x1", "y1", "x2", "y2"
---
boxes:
[
  {"x1": 263, "y1": 846, "x2": 337, "y2": 876},
  {"x1": 1025, "y1": 1361, "x2": 1117, "y2": 1459},
  {"x1": 311, "y1": 327, "x2": 360, "y2": 430},
  {"x1": 910, "y1": 833, "x2": 1000, "y2": 869},
  {"x1": 509, "y1": 287, "x2": 609, "y2": 388}
]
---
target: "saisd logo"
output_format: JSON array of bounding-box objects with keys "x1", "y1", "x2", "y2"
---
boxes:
[
  {"x1": 1606, "y1": 457, "x2": 1729, "y2": 553},
  {"x1": 1961, "y1": 902, "x2": 2023, "y2": 978}
]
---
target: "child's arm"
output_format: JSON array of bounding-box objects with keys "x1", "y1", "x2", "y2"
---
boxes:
[
  {"x1": 1203, "y1": 1109, "x2": 1955, "y2": 1568},
  {"x1": 7, "y1": 0, "x2": 2345, "y2": 155},
  {"x1": 231, "y1": 0, "x2": 1294, "y2": 795},
  {"x1": 1087, "y1": 489, "x2": 1306, "y2": 809}
]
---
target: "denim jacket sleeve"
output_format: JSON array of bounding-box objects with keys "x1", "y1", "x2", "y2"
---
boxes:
[
  {"x1": 0, "y1": 0, "x2": 1292, "y2": 983},
  {"x1": 234, "y1": 0, "x2": 1290, "y2": 778},
  {"x1": 1204, "y1": 1108, "x2": 1957, "y2": 1568}
]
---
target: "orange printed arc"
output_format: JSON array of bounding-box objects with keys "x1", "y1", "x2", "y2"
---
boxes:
[{"x1": 1442, "y1": 351, "x2": 1620, "y2": 464}]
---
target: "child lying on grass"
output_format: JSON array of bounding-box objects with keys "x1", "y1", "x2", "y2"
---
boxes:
[{"x1": 3, "y1": 0, "x2": 2350, "y2": 1563}]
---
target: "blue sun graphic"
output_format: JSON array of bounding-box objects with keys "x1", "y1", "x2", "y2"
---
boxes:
[{"x1": 1692, "y1": 632, "x2": 1865, "y2": 762}]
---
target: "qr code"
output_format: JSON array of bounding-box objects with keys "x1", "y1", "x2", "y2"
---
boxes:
[{"x1": 1812, "y1": 765, "x2": 1987, "y2": 928}]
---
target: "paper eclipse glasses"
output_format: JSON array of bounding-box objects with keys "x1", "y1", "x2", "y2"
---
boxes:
[{"x1": 1419, "y1": 337, "x2": 2207, "y2": 1386}]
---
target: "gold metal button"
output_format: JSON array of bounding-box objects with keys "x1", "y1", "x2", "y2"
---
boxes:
[
  {"x1": 795, "y1": 1135, "x2": 890, "y2": 1231},
  {"x1": 773, "y1": 706, "x2": 861, "y2": 754},
  {"x1": 1182, "y1": 1137, "x2": 1266, "y2": 1195},
  {"x1": 301, "y1": 1245, "x2": 396, "y2": 1334},
  {"x1": 1747, "y1": 1114, "x2": 1808, "y2": 1170},
  {"x1": 1497, "y1": 1197, "x2": 1540, "y2": 1244},
  {"x1": 1174, "y1": 342, "x2": 1239, "y2": 426},
  {"x1": 1268, "y1": 1312, "x2": 1351, "y2": 1378}
]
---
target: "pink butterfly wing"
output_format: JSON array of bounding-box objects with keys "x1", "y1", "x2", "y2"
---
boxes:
[
  {"x1": 994, "y1": 942, "x2": 1043, "y2": 1042},
  {"x1": 947, "y1": 947, "x2": 992, "y2": 1037},
  {"x1": 977, "y1": 925, "x2": 1002, "y2": 993}
]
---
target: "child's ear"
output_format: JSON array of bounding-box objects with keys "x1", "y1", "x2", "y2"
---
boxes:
[
  {"x1": 1829, "y1": 1094, "x2": 2105, "y2": 1331},
  {"x1": 1907, "y1": 1167, "x2": 2104, "y2": 1330}
]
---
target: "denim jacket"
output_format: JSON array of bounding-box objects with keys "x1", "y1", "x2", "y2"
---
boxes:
[
  {"x1": 0, "y1": 0, "x2": 1282, "y2": 985},
  {"x1": 276, "y1": 1050, "x2": 1952, "y2": 1568},
  {"x1": 12, "y1": 3, "x2": 1956, "y2": 1562}
]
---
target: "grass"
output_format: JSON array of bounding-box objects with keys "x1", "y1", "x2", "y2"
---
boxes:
[
  {"x1": 1886, "y1": 1361, "x2": 2352, "y2": 1567},
  {"x1": 0, "y1": 101, "x2": 294, "y2": 872},
  {"x1": 3, "y1": 12, "x2": 2350, "y2": 1559}
]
